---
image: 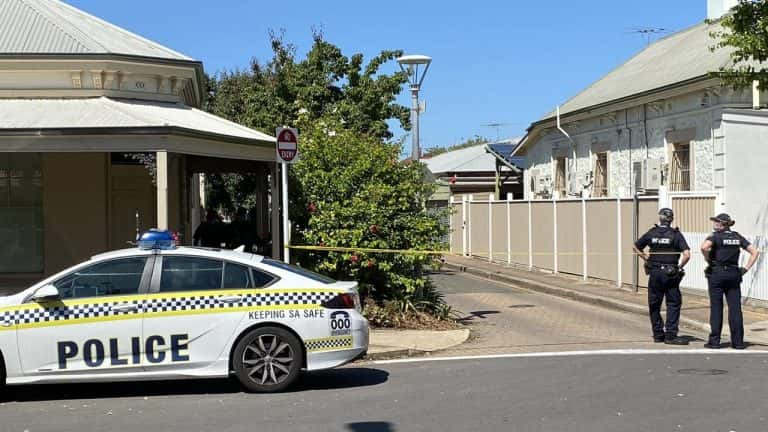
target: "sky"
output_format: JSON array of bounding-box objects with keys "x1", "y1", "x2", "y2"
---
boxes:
[{"x1": 68, "y1": 0, "x2": 706, "y2": 150}]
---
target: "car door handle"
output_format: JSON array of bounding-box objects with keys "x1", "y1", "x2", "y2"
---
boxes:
[
  {"x1": 111, "y1": 303, "x2": 139, "y2": 313},
  {"x1": 217, "y1": 295, "x2": 243, "y2": 304},
  {"x1": 1, "y1": 321, "x2": 12, "y2": 328}
]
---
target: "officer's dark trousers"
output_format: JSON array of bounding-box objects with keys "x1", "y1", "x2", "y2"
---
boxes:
[
  {"x1": 708, "y1": 269, "x2": 744, "y2": 347},
  {"x1": 647, "y1": 270, "x2": 682, "y2": 339}
]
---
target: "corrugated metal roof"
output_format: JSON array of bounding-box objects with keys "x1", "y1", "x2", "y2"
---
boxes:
[
  {"x1": 0, "y1": 97, "x2": 274, "y2": 143},
  {"x1": 542, "y1": 21, "x2": 734, "y2": 120},
  {"x1": 423, "y1": 138, "x2": 522, "y2": 174},
  {"x1": 0, "y1": 0, "x2": 193, "y2": 60}
]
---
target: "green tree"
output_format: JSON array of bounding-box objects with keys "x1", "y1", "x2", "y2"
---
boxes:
[
  {"x1": 207, "y1": 30, "x2": 410, "y2": 140},
  {"x1": 290, "y1": 116, "x2": 448, "y2": 302},
  {"x1": 204, "y1": 31, "x2": 451, "y2": 320},
  {"x1": 205, "y1": 31, "x2": 412, "y2": 214},
  {"x1": 710, "y1": 0, "x2": 768, "y2": 89}
]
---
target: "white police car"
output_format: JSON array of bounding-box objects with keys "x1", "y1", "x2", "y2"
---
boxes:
[{"x1": 0, "y1": 230, "x2": 368, "y2": 393}]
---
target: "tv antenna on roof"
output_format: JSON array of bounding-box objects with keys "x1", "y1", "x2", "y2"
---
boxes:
[
  {"x1": 625, "y1": 27, "x2": 672, "y2": 46},
  {"x1": 482, "y1": 122, "x2": 516, "y2": 142}
]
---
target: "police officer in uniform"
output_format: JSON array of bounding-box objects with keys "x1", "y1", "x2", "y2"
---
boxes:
[
  {"x1": 700, "y1": 213, "x2": 760, "y2": 349},
  {"x1": 633, "y1": 208, "x2": 691, "y2": 345}
]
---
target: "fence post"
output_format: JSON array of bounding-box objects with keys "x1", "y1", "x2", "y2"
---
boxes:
[
  {"x1": 488, "y1": 193, "x2": 494, "y2": 263},
  {"x1": 468, "y1": 194, "x2": 474, "y2": 257},
  {"x1": 553, "y1": 200, "x2": 558, "y2": 274},
  {"x1": 632, "y1": 193, "x2": 639, "y2": 293},
  {"x1": 616, "y1": 197, "x2": 622, "y2": 288},
  {"x1": 462, "y1": 195, "x2": 468, "y2": 257},
  {"x1": 528, "y1": 200, "x2": 533, "y2": 270},
  {"x1": 449, "y1": 196, "x2": 454, "y2": 254},
  {"x1": 582, "y1": 198, "x2": 588, "y2": 281},
  {"x1": 507, "y1": 193, "x2": 512, "y2": 265}
]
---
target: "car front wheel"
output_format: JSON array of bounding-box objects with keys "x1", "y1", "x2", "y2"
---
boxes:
[{"x1": 232, "y1": 327, "x2": 302, "y2": 393}]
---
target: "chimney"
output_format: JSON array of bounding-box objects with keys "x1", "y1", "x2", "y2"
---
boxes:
[{"x1": 707, "y1": 0, "x2": 738, "y2": 20}]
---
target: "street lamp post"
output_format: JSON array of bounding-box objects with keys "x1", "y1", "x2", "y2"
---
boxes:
[{"x1": 397, "y1": 54, "x2": 432, "y2": 161}]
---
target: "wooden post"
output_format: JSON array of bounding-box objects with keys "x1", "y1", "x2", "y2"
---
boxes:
[{"x1": 156, "y1": 151, "x2": 168, "y2": 230}]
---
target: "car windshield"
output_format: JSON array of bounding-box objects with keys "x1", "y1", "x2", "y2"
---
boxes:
[{"x1": 261, "y1": 259, "x2": 336, "y2": 284}]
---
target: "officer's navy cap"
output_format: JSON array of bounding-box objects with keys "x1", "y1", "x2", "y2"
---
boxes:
[{"x1": 710, "y1": 213, "x2": 734, "y2": 225}]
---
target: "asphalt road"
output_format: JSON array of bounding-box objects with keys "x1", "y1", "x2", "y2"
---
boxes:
[
  {"x1": 2, "y1": 270, "x2": 765, "y2": 431},
  {"x1": 2, "y1": 353, "x2": 768, "y2": 432}
]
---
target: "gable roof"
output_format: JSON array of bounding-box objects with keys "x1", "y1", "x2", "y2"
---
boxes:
[
  {"x1": 0, "y1": 0, "x2": 193, "y2": 61},
  {"x1": 542, "y1": 21, "x2": 732, "y2": 120}
]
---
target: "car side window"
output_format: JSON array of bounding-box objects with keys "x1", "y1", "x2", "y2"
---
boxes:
[
  {"x1": 54, "y1": 257, "x2": 147, "y2": 300},
  {"x1": 251, "y1": 268, "x2": 277, "y2": 288},
  {"x1": 223, "y1": 262, "x2": 253, "y2": 289},
  {"x1": 160, "y1": 257, "x2": 223, "y2": 292}
]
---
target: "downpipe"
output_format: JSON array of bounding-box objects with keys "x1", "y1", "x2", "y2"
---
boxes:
[{"x1": 556, "y1": 106, "x2": 578, "y2": 196}]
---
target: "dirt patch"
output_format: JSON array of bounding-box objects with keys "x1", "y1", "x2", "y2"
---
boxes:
[
  {"x1": 366, "y1": 312, "x2": 463, "y2": 331},
  {"x1": 364, "y1": 299, "x2": 464, "y2": 331}
]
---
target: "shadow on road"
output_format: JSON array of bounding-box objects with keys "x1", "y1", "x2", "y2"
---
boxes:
[
  {"x1": 679, "y1": 335, "x2": 705, "y2": 343},
  {"x1": 458, "y1": 310, "x2": 500, "y2": 321},
  {"x1": 1, "y1": 368, "x2": 389, "y2": 403},
  {"x1": 346, "y1": 421, "x2": 397, "y2": 432},
  {"x1": 292, "y1": 368, "x2": 389, "y2": 392}
]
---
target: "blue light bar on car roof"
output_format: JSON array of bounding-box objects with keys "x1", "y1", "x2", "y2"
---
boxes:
[{"x1": 137, "y1": 229, "x2": 176, "y2": 250}]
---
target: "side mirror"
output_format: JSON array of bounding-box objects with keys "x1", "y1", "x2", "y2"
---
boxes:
[{"x1": 32, "y1": 284, "x2": 61, "y2": 302}]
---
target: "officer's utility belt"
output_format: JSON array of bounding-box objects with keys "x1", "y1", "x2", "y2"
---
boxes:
[
  {"x1": 709, "y1": 264, "x2": 738, "y2": 273},
  {"x1": 644, "y1": 262, "x2": 681, "y2": 277},
  {"x1": 645, "y1": 262, "x2": 677, "y2": 271}
]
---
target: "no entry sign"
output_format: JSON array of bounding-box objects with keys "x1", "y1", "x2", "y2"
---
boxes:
[{"x1": 276, "y1": 127, "x2": 299, "y2": 163}]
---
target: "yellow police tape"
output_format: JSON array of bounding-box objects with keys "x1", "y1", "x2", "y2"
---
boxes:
[{"x1": 286, "y1": 245, "x2": 688, "y2": 256}]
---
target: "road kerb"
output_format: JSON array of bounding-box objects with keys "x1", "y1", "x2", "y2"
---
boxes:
[{"x1": 363, "y1": 328, "x2": 472, "y2": 360}]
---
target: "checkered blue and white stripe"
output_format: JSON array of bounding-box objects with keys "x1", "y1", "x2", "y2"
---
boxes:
[
  {"x1": 143, "y1": 291, "x2": 337, "y2": 314},
  {"x1": 2, "y1": 291, "x2": 339, "y2": 326},
  {"x1": 306, "y1": 336, "x2": 354, "y2": 352},
  {"x1": 3, "y1": 301, "x2": 141, "y2": 325}
]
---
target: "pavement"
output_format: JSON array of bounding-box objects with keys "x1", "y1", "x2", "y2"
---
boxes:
[
  {"x1": 3, "y1": 352, "x2": 768, "y2": 431},
  {"x1": 443, "y1": 255, "x2": 768, "y2": 346},
  {"x1": 432, "y1": 270, "x2": 680, "y2": 356},
  {"x1": 368, "y1": 329, "x2": 470, "y2": 359}
]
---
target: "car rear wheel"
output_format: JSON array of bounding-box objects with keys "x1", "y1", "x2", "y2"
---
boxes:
[{"x1": 232, "y1": 327, "x2": 302, "y2": 393}]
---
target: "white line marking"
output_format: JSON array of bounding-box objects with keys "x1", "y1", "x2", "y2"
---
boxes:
[{"x1": 373, "y1": 348, "x2": 768, "y2": 365}]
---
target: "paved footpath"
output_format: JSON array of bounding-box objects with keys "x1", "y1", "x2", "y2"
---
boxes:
[
  {"x1": 432, "y1": 271, "x2": 702, "y2": 356},
  {"x1": 443, "y1": 256, "x2": 768, "y2": 347}
]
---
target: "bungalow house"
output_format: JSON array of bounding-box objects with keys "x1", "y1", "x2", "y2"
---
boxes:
[
  {"x1": 0, "y1": 0, "x2": 278, "y2": 286},
  {"x1": 424, "y1": 139, "x2": 524, "y2": 205},
  {"x1": 512, "y1": 0, "x2": 768, "y2": 239}
]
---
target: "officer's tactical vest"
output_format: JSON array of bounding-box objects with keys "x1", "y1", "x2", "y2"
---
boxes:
[
  {"x1": 709, "y1": 230, "x2": 743, "y2": 267},
  {"x1": 648, "y1": 225, "x2": 680, "y2": 265}
]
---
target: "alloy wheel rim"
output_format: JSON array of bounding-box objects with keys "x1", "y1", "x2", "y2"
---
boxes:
[{"x1": 242, "y1": 334, "x2": 294, "y2": 386}]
